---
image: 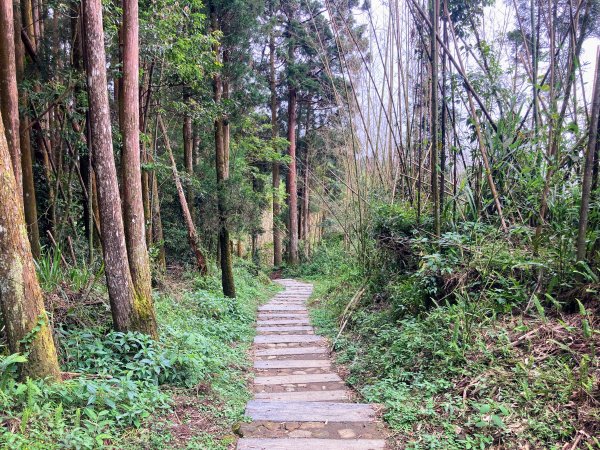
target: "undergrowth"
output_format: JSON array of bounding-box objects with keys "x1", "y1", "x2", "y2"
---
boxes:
[
  {"x1": 0, "y1": 258, "x2": 276, "y2": 449},
  {"x1": 289, "y1": 216, "x2": 600, "y2": 449}
]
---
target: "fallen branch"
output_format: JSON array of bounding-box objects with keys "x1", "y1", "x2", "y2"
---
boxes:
[{"x1": 330, "y1": 286, "x2": 366, "y2": 353}]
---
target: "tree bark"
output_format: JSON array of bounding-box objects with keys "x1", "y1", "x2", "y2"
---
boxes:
[
  {"x1": 211, "y1": 7, "x2": 235, "y2": 297},
  {"x1": 270, "y1": 29, "x2": 282, "y2": 267},
  {"x1": 0, "y1": 0, "x2": 22, "y2": 188},
  {"x1": 287, "y1": 84, "x2": 299, "y2": 265},
  {"x1": 576, "y1": 48, "x2": 600, "y2": 261},
  {"x1": 183, "y1": 98, "x2": 194, "y2": 217},
  {"x1": 0, "y1": 103, "x2": 61, "y2": 381},
  {"x1": 83, "y1": 0, "x2": 145, "y2": 333},
  {"x1": 120, "y1": 0, "x2": 157, "y2": 338},
  {"x1": 151, "y1": 166, "x2": 166, "y2": 272},
  {"x1": 286, "y1": 17, "x2": 299, "y2": 265},
  {"x1": 430, "y1": 0, "x2": 440, "y2": 236},
  {"x1": 302, "y1": 149, "x2": 310, "y2": 259},
  {"x1": 15, "y1": 0, "x2": 40, "y2": 258}
]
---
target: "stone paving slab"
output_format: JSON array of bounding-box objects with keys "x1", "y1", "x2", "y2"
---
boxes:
[
  {"x1": 257, "y1": 305, "x2": 308, "y2": 311},
  {"x1": 254, "y1": 334, "x2": 325, "y2": 344},
  {"x1": 253, "y1": 373, "x2": 342, "y2": 385},
  {"x1": 254, "y1": 346, "x2": 328, "y2": 356},
  {"x1": 246, "y1": 400, "x2": 377, "y2": 422},
  {"x1": 256, "y1": 325, "x2": 314, "y2": 332},
  {"x1": 254, "y1": 390, "x2": 349, "y2": 402},
  {"x1": 256, "y1": 319, "x2": 311, "y2": 325},
  {"x1": 254, "y1": 359, "x2": 330, "y2": 369},
  {"x1": 257, "y1": 313, "x2": 309, "y2": 319},
  {"x1": 237, "y1": 438, "x2": 385, "y2": 449}
]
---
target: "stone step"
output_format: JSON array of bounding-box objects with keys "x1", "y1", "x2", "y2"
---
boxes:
[
  {"x1": 254, "y1": 390, "x2": 349, "y2": 402},
  {"x1": 237, "y1": 438, "x2": 385, "y2": 450},
  {"x1": 256, "y1": 319, "x2": 311, "y2": 325},
  {"x1": 254, "y1": 335, "x2": 325, "y2": 344},
  {"x1": 258, "y1": 305, "x2": 308, "y2": 311},
  {"x1": 258, "y1": 313, "x2": 309, "y2": 319},
  {"x1": 254, "y1": 346, "x2": 327, "y2": 356},
  {"x1": 245, "y1": 401, "x2": 377, "y2": 422},
  {"x1": 253, "y1": 373, "x2": 342, "y2": 385},
  {"x1": 256, "y1": 325, "x2": 314, "y2": 332},
  {"x1": 254, "y1": 359, "x2": 330, "y2": 369}
]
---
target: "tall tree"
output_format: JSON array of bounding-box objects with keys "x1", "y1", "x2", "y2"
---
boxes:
[
  {"x1": 284, "y1": 3, "x2": 299, "y2": 265},
  {"x1": 430, "y1": 0, "x2": 440, "y2": 236},
  {"x1": 209, "y1": 0, "x2": 236, "y2": 297},
  {"x1": 120, "y1": 0, "x2": 158, "y2": 337},
  {"x1": 270, "y1": 21, "x2": 283, "y2": 267},
  {"x1": 0, "y1": 0, "x2": 21, "y2": 187},
  {"x1": 0, "y1": 98, "x2": 61, "y2": 380},
  {"x1": 82, "y1": 0, "x2": 154, "y2": 335},
  {"x1": 16, "y1": 0, "x2": 40, "y2": 258}
]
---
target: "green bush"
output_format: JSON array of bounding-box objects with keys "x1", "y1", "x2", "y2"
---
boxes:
[{"x1": 1, "y1": 262, "x2": 276, "y2": 449}]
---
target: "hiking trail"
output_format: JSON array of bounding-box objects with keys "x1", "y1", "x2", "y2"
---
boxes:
[{"x1": 237, "y1": 279, "x2": 388, "y2": 450}]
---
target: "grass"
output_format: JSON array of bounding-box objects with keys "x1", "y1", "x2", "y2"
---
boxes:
[
  {"x1": 0, "y1": 259, "x2": 278, "y2": 449},
  {"x1": 289, "y1": 230, "x2": 600, "y2": 450},
  {"x1": 307, "y1": 277, "x2": 599, "y2": 449}
]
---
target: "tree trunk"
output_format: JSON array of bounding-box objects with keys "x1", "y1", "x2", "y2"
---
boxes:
[
  {"x1": 83, "y1": 0, "x2": 144, "y2": 333},
  {"x1": 15, "y1": 0, "x2": 40, "y2": 258},
  {"x1": 303, "y1": 150, "x2": 310, "y2": 259},
  {"x1": 576, "y1": 49, "x2": 600, "y2": 261},
  {"x1": 215, "y1": 109, "x2": 235, "y2": 296},
  {"x1": 211, "y1": 8, "x2": 235, "y2": 297},
  {"x1": 120, "y1": 0, "x2": 157, "y2": 338},
  {"x1": 0, "y1": 0, "x2": 22, "y2": 188},
  {"x1": 430, "y1": 0, "x2": 440, "y2": 236},
  {"x1": 183, "y1": 101, "x2": 194, "y2": 218},
  {"x1": 151, "y1": 167, "x2": 166, "y2": 273},
  {"x1": 0, "y1": 104, "x2": 61, "y2": 381},
  {"x1": 158, "y1": 115, "x2": 207, "y2": 275},
  {"x1": 287, "y1": 87, "x2": 299, "y2": 264},
  {"x1": 270, "y1": 29, "x2": 282, "y2": 267}
]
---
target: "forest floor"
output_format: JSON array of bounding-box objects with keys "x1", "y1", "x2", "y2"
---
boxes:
[{"x1": 303, "y1": 276, "x2": 600, "y2": 450}]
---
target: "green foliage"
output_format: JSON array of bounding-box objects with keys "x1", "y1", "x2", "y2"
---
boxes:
[
  {"x1": 1, "y1": 264, "x2": 276, "y2": 449},
  {"x1": 303, "y1": 202, "x2": 599, "y2": 448}
]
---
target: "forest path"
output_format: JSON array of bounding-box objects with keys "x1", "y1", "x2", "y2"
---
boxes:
[{"x1": 236, "y1": 279, "x2": 388, "y2": 450}]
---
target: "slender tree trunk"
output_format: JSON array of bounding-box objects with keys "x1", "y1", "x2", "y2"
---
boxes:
[
  {"x1": 120, "y1": 0, "x2": 157, "y2": 337},
  {"x1": 576, "y1": 48, "x2": 600, "y2": 261},
  {"x1": 158, "y1": 115, "x2": 207, "y2": 275},
  {"x1": 83, "y1": 0, "x2": 144, "y2": 333},
  {"x1": 0, "y1": 103, "x2": 61, "y2": 381},
  {"x1": 215, "y1": 106, "x2": 235, "y2": 296},
  {"x1": 0, "y1": 0, "x2": 22, "y2": 188},
  {"x1": 287, "y1": 84, "x2": 299, "y2": 265},
  {"x1": 439, "y1": 16, "x2": 447, "y2": 218},
  {"x1": 303, "y1": 150, "x2": 310, "y2": 259},
  {"x1": 151, "y1": 167, "x2": 166, "y2": 272},
  {"x1": 183, "y1": 99, "x2": 194, "y2": 218},
  {"x1": 430, "y1": 0, "x2": 440, "y2": 236},
  {"x1": 270, "y1": 29, "x2": 282, "y2": 267},
  {"x1": 210, "y1": 8, "x2": 235, "y2": 297},
  {"x1": 15, "y1": 0, "x2": 40, "y2": 258},
  {"x1": 286, "y1": 16, "x2": 299, "y2": 265}
]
